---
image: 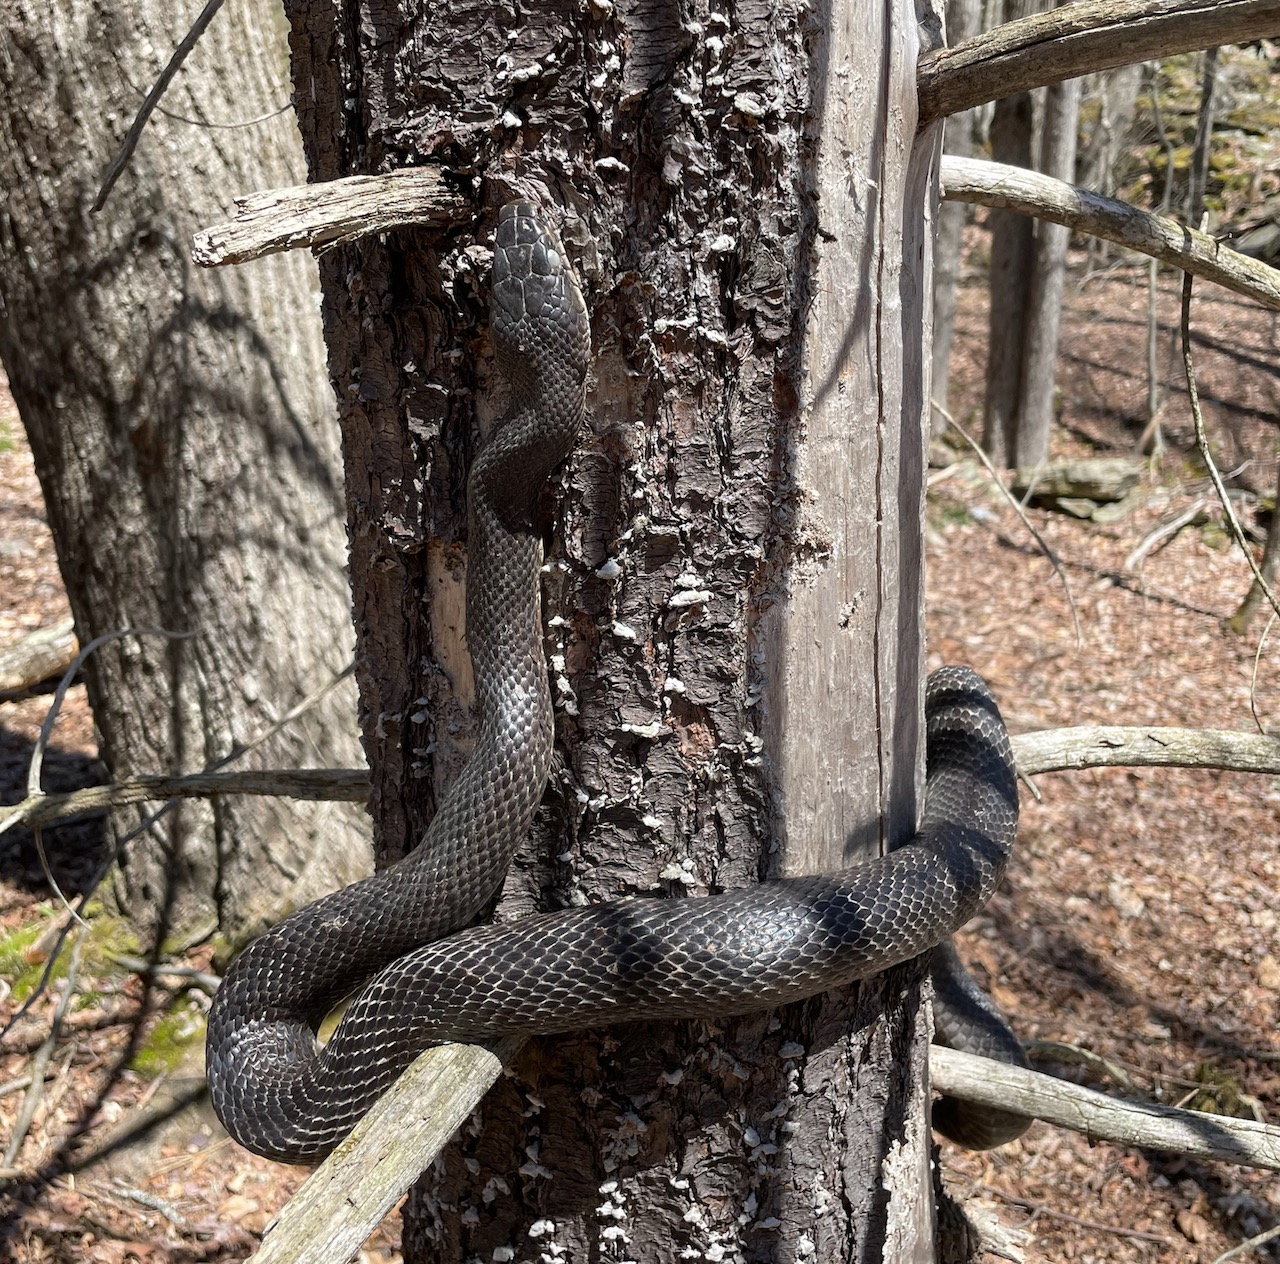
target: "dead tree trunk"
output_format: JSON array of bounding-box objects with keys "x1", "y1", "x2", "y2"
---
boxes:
[
  {"x1": 0, "y1": 0, "x2": 369, "y2": 947},
  {"x1": 281, "y1": 0, "x2": 942, "y2": 1259}
]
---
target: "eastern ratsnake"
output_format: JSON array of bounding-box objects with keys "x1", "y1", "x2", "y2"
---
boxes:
[{"x1": 206, "y1": 201, "x2": 1026, "y2": 1164}]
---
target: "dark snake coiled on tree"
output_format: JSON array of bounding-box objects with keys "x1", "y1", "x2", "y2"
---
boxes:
[{"x1": 206, "y1": 202, "x2": 1026, "y2": 1164}]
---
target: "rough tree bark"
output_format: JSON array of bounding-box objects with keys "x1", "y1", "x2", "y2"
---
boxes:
[
  {"x1": 279, "y1": 0, "x2": 943, "y2": 1259},
  {"x1": 0, "y1": 0, "x2": 369, "y2": 947}
]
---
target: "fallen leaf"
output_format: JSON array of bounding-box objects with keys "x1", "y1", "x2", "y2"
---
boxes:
[
  {"x1": 1258, "y1": 955, "x2": 1280, "y2": 991},
  {"x1": 217, "y1": 1193, "x2": 261, "y2": 1223},
  {"x1": 1175, "y1": 1209, "x2": 1211, "y2": 1243}
]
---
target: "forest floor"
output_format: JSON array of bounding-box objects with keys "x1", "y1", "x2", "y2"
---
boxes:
[{"x1": 1, "y1": 242, "x2": 1278, "y2": 1263}]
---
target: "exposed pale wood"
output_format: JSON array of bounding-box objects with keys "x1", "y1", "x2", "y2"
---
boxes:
[
  {"x1": 250, "y1": 1038, "x2": 526, "y2": 1264},
  {"x1": 192, "y1": 168, "x2": 468, "y2": 266},
  {"x1": 919, "y1": 0, "x2": 1280, "y2": 123},
  {"x1": 1010, "y1": 725, "x2": 1280, "y2": 775},
  {"x1": 0, "y1": 618, "x2": 77, "y2": 692},
  {"x1": 0, "y1": 769, "x2": 370, "y2": 835},
  {"x1": 930, "y1": 1046, "x2": 1280, "y2": 1171},
  {"x1": 941, "y1": 155, "x2": 1280, "y2": 311}
]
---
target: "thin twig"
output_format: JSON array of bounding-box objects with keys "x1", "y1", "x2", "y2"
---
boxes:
[
  {"x1": 976, "y1": 1183, "x2": 1173, "y2": 1246},
  {"x1": 33, "y1": 824, "x2": 82, "y2": 931},
  {"x1": 1181, "y1": 272, "x2": 1280, "y2": 630},
  {"x1": 11, "y1": 627, "x2": 194, "y2": 932},
  {"x1": 1249, "y1": 612, "x2": 1276, "y2": 736},
  {"x1": 0, "y1": 662, "x2": 355, "y2": 1041},
  {"x1": 134, "y1": 96, "x2": 289, "y2": 131},
  {"x1": 3, "y1": 931, "x2": 85, "y2": 1166},
  {"x1": 92, "y1": 0, "x2": 228, "y2": 213},
  {"x1": 107, "y1": 953, "x2": 221, "y2": 995},
  {"x1": 24, "y1": 628, "x2": 192, "y2": 805},
  {"x1": 5, "y1": 624, "x2": 194, "y2": 987},
  {"x1": 933, "y1": 403, "x2": 1083, "y2": 647},
  {"x1": 1211, "y1": 1224, "x2": 1280, "y2": 1264}
]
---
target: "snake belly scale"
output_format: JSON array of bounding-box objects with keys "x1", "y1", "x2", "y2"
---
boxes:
[{"x1": 206, "y1": 202, "x2": 1024, "y2": 1164}]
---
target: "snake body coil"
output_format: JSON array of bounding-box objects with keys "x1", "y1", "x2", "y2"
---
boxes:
[{"x1": 206, "y1": 202, "x2": 1023, "y2": 1164}]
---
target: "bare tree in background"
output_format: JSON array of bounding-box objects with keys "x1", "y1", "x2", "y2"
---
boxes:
[
  {"x1": 0, "y1": 0, "x2": 369, "y2": 948},
  {"x1": 981, "y1": 0, "x2": 1082, "y2": 469},
  {"x1": 931, "y1": 0, "x2": 984, "y2": 430}
]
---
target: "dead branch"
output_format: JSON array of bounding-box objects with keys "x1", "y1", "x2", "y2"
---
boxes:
[
  {"x1": 0, "y1": 619, "x2": 78, "y2": 694},
  {"x1": 107, "y1": 953, "x2": 221, "y2": 994},
  {"x1": 192, "y1": 168, "x2": 469, "y2": 267},
  {"x1": 7, "y1": 721, "x2": 1275, "y2": 836},
  {"x1": 930, "y1": 1046, "x2": 1280, "y2": 1171},
  {"x1": 1212, "y1": 1225, "x2": 1280, "y2": 1264},
  {"x1": 250, "y1": 1037, "x2": 526, "y2": 1264},
  {"x1": 919, "y1": 0, "x2": 1280, "y2": 123},
  {"x1": 1011, "y1": 725, "x2": 1280, "y2": 775},
  {"x1": 939, "y1": 156, "x2": 1280, "y2": 312},
  {"x1": 252, "y1": 1035, "x2": 1280, "y2": 1264},
  {"x1": 0, "y1": 768, "x2": 370, "y2": 833}
]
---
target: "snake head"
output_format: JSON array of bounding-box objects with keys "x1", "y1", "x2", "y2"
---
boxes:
[{"x1": 491, "y1": 201, "x2": 590, "y2": 398}]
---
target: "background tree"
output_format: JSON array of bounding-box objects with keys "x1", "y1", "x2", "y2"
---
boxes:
[
  {"x1": 978, "y1": 0, "x2": 1087, "y2": 469},
  {"x1": 0, "y1": 0, "x2": 369, "y2": 949},
  {"x1": 931, "y1": 0, "x2": 983, "y2": 429}
]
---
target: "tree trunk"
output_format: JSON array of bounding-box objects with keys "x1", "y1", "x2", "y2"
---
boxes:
[
  {"x1": 981, "y1": 0, "x2": 1061, "y2": 468},
  {"x1": 1076, "y1": 63, "x2": 1142, "y2": 198},
  {"x1": 0, "y1": 0, "x2": 369, "y2": 948},
  {"x1": 1012, "y1": 74, "x2": 1082, "y2": 468},
  {"x1": 281, "y1": 0, "x2": 941, "y2": 1258},
  {"x1": 932, "y1": 0, "x2": 984, "y2": 431},
  {"x1": 981, "y1": 86, "x2": 1036, "y2": 466}
]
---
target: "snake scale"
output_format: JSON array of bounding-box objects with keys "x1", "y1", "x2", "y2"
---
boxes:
[{"x1": 206, "y1": 201, "x2": 1027, "y2": 1164}]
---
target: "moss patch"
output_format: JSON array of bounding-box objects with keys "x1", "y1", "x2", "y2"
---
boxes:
[
  {"x1": 0, "y1": 908, "x2": 140, "y2": 1001},
  {"x1": 129, "y1": 1000, "x2": 208, "y2": 1077}
]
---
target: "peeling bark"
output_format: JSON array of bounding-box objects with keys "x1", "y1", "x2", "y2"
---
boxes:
[{"x1": 279, "y1": 0, "x2": 939, "y2": 1257}]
